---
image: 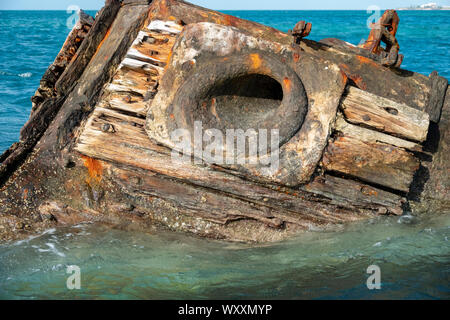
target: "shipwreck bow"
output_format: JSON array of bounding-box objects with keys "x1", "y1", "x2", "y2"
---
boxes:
[{"x1": 0, "y1": 0, "x2": 448, "y2": 242}]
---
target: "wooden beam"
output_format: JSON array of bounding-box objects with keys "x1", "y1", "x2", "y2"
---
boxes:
[
  {"x1": 322, "y1": 134, "x2": 420, "y2": 192},
  {"x1": 334, "y1": 115, "x2": 423, "y2": 152},
  {"x1": 427, "y1": 71, "x2": 448, "y2": 122},
  {"x1": 341, "y1": 86, "x2": 430, "y2": 142},
  {"x1": 303, "y1": 174, "x2": 404, "y2": 215},
  {"x1": 55, "y1": 0, "x2": 122, "y2": 95}
]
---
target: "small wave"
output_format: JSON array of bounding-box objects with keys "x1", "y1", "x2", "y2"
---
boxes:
[
  {"x1": 37, "y1": 242, "x2": 66, "y2": 257},
  {"x1": 18, "y1": 72, "x2": 32, "y2": 78},
  {"x1": 13, "y1": 228, "x2": 56, "y2": 246},
  {"x1": 0, "y1": 70, "x2": 32, "y2": 78}
]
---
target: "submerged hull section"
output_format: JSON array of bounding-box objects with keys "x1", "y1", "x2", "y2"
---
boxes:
[{"x1": 0, "y1": 0, "x2": 448, "y2": 242}]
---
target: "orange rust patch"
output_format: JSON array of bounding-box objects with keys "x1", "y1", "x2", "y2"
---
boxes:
[
  {"x1": 249, "y1": 53, "x2": 262, "y2": 70},
  {"x1": 283, "y1": 77, "x2": 292, "y2": 92},
  {"x1": 82, "y1": 155, "x2": 103, "y2": 183},
  {"x1": 361, "y1": 186, "x2": 378, "y2": 196},
  {"x1": 224, "y1": 14, "x2": 240, "y2": 27},
  {"x1": 340, "y1": 69, "x2": 349, "y2": 85},
  {"x1": 92, "y1": 26, "x2": 112, "y2": 60},
  {"x1": 164, "y1": 51, "x2": 173, "y2": 71},
  {"x1": 293, "y1": 53, "x2": 300, "y2": 63},
  {"x1": 356, "y1": 55, "x2": 379, "y2": 67},
  {"x1": 339, "y1": 64, "x2": 366, "y2": 90},
  {"x1": 157, "y1": 0, "x2": 170, "y2": 18},
  {"x1": 23, "y1": 189, "x2": 29, "y2": 200}
]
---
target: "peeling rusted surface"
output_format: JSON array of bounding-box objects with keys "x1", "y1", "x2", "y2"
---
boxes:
[
  {"x1": 339, "y1": 63, "x2": 367, "y2": 90},
  {"x1": 290, "y1": 20, "x2": 312, "y2": 44},
  {"x1": 360, "y1": 10, "x2": 403, "y2": 68}
]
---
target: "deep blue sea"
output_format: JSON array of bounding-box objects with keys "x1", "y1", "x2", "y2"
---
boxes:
[{"x1": 0, "y1": 10, "x2": 449, "y2": 300}]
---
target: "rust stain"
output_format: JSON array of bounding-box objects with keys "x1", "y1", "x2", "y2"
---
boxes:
[
  {"x1": 92, "y1": 26, "x2": 112, "y2": 60},
  {"x1": 361, "y1": 186, "x2": 378, "y2": 196},
  {"x1": 158, "y1": 0, "x2": 170, "y2": 18},
  {"x1": 249, "y1": 53, "x2": 262, "y2": 70},
  {"x1": 356, "y1": 55, "x2": 379, "y2": 68},
  {"x1": 339, "y1": 64, "x2": 367, "y2": 90},
  {"x1": 164, "y1": 51, "x2": 173, "y2": 71},
  {"x1": 283, "y1": 77, "x2": 292, "y2": 92},
  {"x1": 224, "y1": 14, "x2": 240, "y2": 27},
  {"x1": 23, "y1": 188, "x2": 29, "y2": 200},
  {"x1": 293, "y1": 53, "x2": 300, "y2": 63},
  {"x1": 340, "y1": 70, "x2": 349, "y2": 85},
  {"x1": 82, "y1": 155, "x2": 103, "y2": 183}
]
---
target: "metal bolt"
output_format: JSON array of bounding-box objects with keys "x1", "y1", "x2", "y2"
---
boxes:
[{"x1": 101, "y1": 123, "x2": 115, "y2": 133}]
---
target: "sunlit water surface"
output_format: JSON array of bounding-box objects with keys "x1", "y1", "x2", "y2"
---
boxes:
[
  {"x1": 0, "y1": 10, "x2": 449, "y2": 300},
  {"x1": 0, "y1": 213, "x2": 448, "y2": 299}
]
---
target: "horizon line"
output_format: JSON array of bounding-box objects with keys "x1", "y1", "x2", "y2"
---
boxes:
[{"x1": 0, "y1": 8, "x2": 412, "y2": 11}]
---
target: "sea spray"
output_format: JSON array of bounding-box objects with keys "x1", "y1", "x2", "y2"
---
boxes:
[{"x1": 0, "y1": 70, "x2": 32, "y2": 78}]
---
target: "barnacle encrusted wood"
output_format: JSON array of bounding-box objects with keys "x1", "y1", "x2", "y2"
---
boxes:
[{"x1": 0, "y1": 0, "x2": 448, "y2": 243}]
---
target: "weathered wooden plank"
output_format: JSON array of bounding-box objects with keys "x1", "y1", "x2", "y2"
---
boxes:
[
  {"x1": 302, "y1": 174, "x2": 404, "y2": 215},
  {"x1": 421, "y1": 86, "x2": 450, "y2": 209},
  {"x1": 132, "y1": 33, "x2": 175, "y2": 64},
  {"x1": 322, "y1": 134, "x2": 420, "y2": 192},
  {"x1": 106, "y1": 95, "x2": 149, "y2": 116},
  {"x1": 341, "y1": 86, "x2": 430, "y2": 142},
  {"x1": 30, "y1": 10, "x2": 94, "y2": 112},
  {"x1": 147, "y1": 19, "x2": 183, "y2": 35},
  {"x1": 107, "y1": 82, "x2": 148, "y2": 96},
  {"x1": 427, "y1": 71, "x2": 448, "y2": 122},
  {"x1": 334, "y1": 115, "x2": 423, "y2": 152},
  {"x1": 55, "y1": 0, "x2": 122, "y2": 95},
  {"x1": 114, "y1": 168, "x2": 287, "y2": 228},
  {"x1": 90, "y1": 107, "x2": 146, "y2": 126}
]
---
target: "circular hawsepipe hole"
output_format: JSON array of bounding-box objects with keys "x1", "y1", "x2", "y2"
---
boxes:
[{"x1": 165, "y1": 52, "x2": 308, "y2": 157}]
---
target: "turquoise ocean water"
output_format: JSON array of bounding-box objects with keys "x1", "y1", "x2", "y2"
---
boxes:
[{"x1": 0, "y1": 10, "x2": 449, "y2": 299}]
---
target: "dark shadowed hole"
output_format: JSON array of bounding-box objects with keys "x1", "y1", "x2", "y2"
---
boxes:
[
  {"x1": 194, "y1": 74, "x2": 285, "y2": 158},
  {"x1": 211, "y1": 74, "x2": 283, "y2": 101},
  {"x1": 199, "y1": 74, "x2": 284, "y2": 132}
]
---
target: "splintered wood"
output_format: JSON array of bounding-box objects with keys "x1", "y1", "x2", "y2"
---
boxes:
[{"x1": 99, "y1": 20, "x2": 181, "y2": 117}]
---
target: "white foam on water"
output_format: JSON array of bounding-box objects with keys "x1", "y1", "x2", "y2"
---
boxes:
[
  {"x1": 37, "y1": 242, "x2": 66, "y2": 257},
  {"x1": 13, "y1": 229, "x2": 55, "y2": 246},
  {"x1": 18, "y1": 72, "x2": 32, "y2": 78},
  {"x1": 0, "y1": 70, "x2": 32, "y2": 78}
]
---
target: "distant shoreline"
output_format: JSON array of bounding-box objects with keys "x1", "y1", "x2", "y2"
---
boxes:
[{"x1": 397, "y1": 8, "x2": 450, "y2": 10}]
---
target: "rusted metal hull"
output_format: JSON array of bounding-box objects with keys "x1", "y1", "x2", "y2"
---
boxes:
[{"x1": 0, "y1": 0, "x2": 448, "y2": 243}]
